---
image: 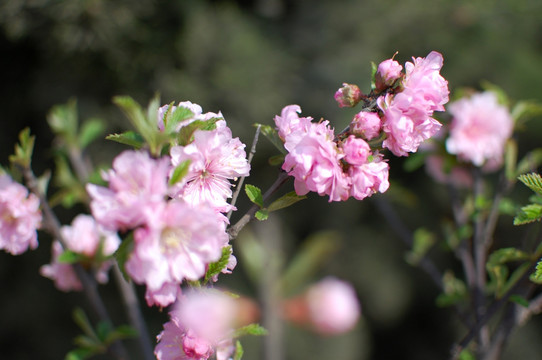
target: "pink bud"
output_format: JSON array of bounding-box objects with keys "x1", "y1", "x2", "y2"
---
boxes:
[
  {"x1": 334, "y1": 83, "x2": 363, "y2": 108},
  {"x1": 350, "y1": 111, "x2": 382, "y2": 140},
  {"x1": 342, "y1": 136, "x2": 371, "y2": 166},
  {"x1": 375, "y1": 58, "x2": 403, "y2": 91}
]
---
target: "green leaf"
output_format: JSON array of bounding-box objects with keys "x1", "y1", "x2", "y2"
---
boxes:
[
  {"x1": 370, "y1": 61, "x2": 377, "y2": 90},
  {"x1": 255, "y1": 209, "x2": 269, "y2": 221},
  {"x1": 509, "y1": 294, "x2": 530, "y2": 308},
  {"x1": 436, "y1": 271, "x2": 468, "y2": 307},
  {"x1": 58, "y1": 250, "x2": 88, "y2": 264},
  {"x1": 267, "y1": 191, "x2": 306, "y2": 212},
  {"x1": 114, "y1": 234, "x2": 135, "y2": 281},
  {"x1": 78, "y1": 118, "x2": 105, "y2": 148},
  {"x1": 518, "y1": 173, "x2": 542, "y2": 196},
  {"x1": 516, "y1": 149, "x2": 542, "y2": 176},
  {"x1": 204, "y1": 246, "x2": 233, "y2": 283},
  {"x1": 169, "y1": 160, "x2": 191, "y2": 186},
  {"x1": 65, "y1": 348, "x2": 94, "y2": 360},
  {"x1": 458, "y1": 349, "x2": 476, "y2": 360},
  {"x1": 504, "y1": 139, "x2": 518, "y2": 182},
  {"x1": 258, "y1": 124, "x2": 286, "y2": 154},
  {"x1": 103, "y1": 325, "x2": 138, "y2": 344},
  {"x1": 487, "y1": 247, "x2": 530, "y2": 267},
  {"x1": 72, "y1": 308, "x2": 99, "y2": 341},
  {"x1": 405, "y1": 228, "x2": 436, "y2": 265},
  {"x1": 530, "y1": 258, "x2": 542, "y2": 284},
  {"x1": 105, "y1": 131, "x2": 145, "y2": 149},
  {"x1": 164, "y1": 106, "x2": 195, "y2": 134},
  {"x1": 48, "y1": 99, "x2": 78, "y2": 142},
  {"x1": 232, "y1": 324, "x2": 268, "y2": 338},
  {"x1": 245, "y1": 184, "x2": 264, "y2": 207},
  {"x1": 514, "y1": 203, "x2": 542, "y2": 225},
  {"x1": 9, "y1": 128, "x2": 36, "y2": 168},
  {"x1": 268, "y1": 154, "x2": 285, "y2": 166},
  {"x1": 511, "y1": 100, "x2": 542, "y2": 127},
  {"x1": 177, "y1": 119, "x2": 219, "y2": 146},
  {"x1": 233, "y1": 340, "x2": 244, "y2": 360}
]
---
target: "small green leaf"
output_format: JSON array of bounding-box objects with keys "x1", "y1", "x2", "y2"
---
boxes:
[
  {"x1": 58, "y1": 250, "x2": 88, "y2": 264},
  {"x1": 267, "y1": 191, "x2": 306, "y2": 212},
  {"x1": 48, "y1": 99, "x2": 78, "y2": 142},
  {"x1": 169, "y1": 160, "x2": 191, "y2": 186},
  {"x1": 232, "y1": 324, "x2": 268, "y2": 338},
  {"x1": 518, "y1": 173, "x2": 542, "y2": 196},
  {"x1": 233, "y1": 340, "x2": 244, "y2": 360},
  {"x1": 165, "y1": 106, "x2": 195, "y2": 134},
  {"x1": 516, "y1": 149, "x2": 542, "y2": 176},
  {"x1": 514, "y1": 203, "x2": 542, "y2": 225},
  {"x1": 72, "y1": 308, "x2": 99, "y2": 341},
  {"x1": 105, "y1": 131, "x2": 145, "y2": 149},
  {"x1": 511, "y1": 100, "x2": 542, "y2": 127},
  {"x1": 245, "y1": 184, "x2": 264, "y2": 207},
  {"x1": 177, "y1": 119, "x2": 219, "y2": 146},
  {"x1": 103, "y1": 325, "x2": 138, "y2": 344},
  {"x1": 78, "y1": 118, "x2": 105, "y2": 148},
  {"x1": 65, "y1": 348, "x2": 94, "y2": 360},
  {"x1": 204, "y1": 246, "x2": 233, "y2": 283},
  {"x1": 405, "y1": 228, "x2": 436, "y2": 265},
  {"x1": 487, "y1": 247, "x2": 530, "y2": 267},
  {"x1": 436, "y1": 271, "x2": 468, "y2": 307},
  {"x1": 458, "y1": 349, "x2": 476, "y2": 360},
  {"x1": 258, "y1": 124, "x2": 286, "y2": 154},
  {"x1": 9, "y1": 128, "x2": 36, "y2": 168},
  {"x1": 114, "y1": 234, "x2": 135, "y2": 281},
  {"x1": 268, "y1": 154, "x2": 285, "y2": 166},
  {"x1": 530, "y1": 258, "x2": 542, "y2": 284},
  {"x1": 255, "y1": 209, "x2": 269, "y2": 221},
  {"x1": 509, "y1": 294, "x2": 530, "y2": 308}
]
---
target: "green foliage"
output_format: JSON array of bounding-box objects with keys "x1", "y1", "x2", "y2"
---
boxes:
[
  {"x1": 529, "y1": 258, "x2": 542, "y2": 284},
  {"x1": 515, "y1": 173, "x2": 542, "y2": 225},
  {"x1": 204, "y1": 246, "x2": 233, "y2": 284},
  {"x1": 9, "y1": 128, "x2": 35, "y2": 169},
  {"x1": 57, "y1": 250, "x2": 88, "y2": 264},
  {"x1": 233, "y1": 340, "x2": 244, "y2": 360},
  {"x1": 232, "y1": 323, "x2": 268, "y2": 338},
  {"x1": 105, "y1": 131, "x2": 145, "y2": 149},
  {"x1": 436, "y1": 271, "x2": 467, "y2": 307},
  {"x1": 257, "y1": 124, "x2": 286, "y2": 155},
  {"x1": 169, "y1": 160, "x2": 191, "y2": 186},
  {"x1": 486, "y1": 248, "x2": 530, "y2": 298},
  {"x1": 176, "y1": 118, "x2": 219, "y2": 146},
  {"x1": 245, "y1": 185, "x2": 305, "y2": 222},
  {"x1": 245, "y1": 184, "x2": 264, "y2": 208},
  {"x1": 267, "y1": 191, "x2": 306, "y2": 212},
  {"x1": 113, "y1": 234, "x2": 135, "y2": 282},
  {"x1": 518, "y1": 173, "x2": 542, "y2": 196},
  {"x1": 405, "y1": 228, "x2": 436, "y2": 265}
]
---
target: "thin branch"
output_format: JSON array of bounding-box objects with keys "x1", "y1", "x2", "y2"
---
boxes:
[{"x1": 227, "y1": 124, "x2": 261, "y2": 221}]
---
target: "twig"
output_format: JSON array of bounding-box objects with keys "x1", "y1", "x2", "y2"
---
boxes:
[{"x1": 227, "y1": 124, "x2": 261, "y2": 221}]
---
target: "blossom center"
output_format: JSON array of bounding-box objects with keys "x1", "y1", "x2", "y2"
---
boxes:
[{"x1": 160, "y1": 228, "x2": 191, "y2": 254}]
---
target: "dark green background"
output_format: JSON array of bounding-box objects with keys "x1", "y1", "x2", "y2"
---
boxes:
[{"x1": 2, "y1": 0, "x2": 542, "y2": 359}]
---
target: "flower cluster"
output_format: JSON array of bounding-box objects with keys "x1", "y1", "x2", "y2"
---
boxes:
[
  {"x1": 276, "y1": 51, "x2": 449, "y2": 202},
  {"x1": 86, "y1": 102, "x2": 250, "y2": 307},
  {"x1": 0, "y1": 174, "x2": 41, "y2": 255},
  {"x1": 40, "y1": 214, "x2": 120, "y2": 291}
]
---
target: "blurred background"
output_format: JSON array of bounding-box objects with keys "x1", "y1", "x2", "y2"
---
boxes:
[{"x1": 2, "y1": 0, "x2": 542, "y2": 359}]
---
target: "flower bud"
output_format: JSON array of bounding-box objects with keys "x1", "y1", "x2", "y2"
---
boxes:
[
  {"x1": 334, "y1": 83, "x2": 363, "y2": 108},
  {"x1": 350, "y1": 111, "x2": 382, "y2": 140},
  {"x1": 375, "y1": 59, "x2": 403, "y2": 91}
]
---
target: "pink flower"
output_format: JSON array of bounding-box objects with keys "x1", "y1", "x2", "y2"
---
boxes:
[
  {"x1": 350, "y1": 111, "x2": 382, "y2": 141},
  {"x1": 155, "y1": 289, "x2": 238, "y2": 360},
  {"x1": 40, "y1": 214, "x2": 120, "y2": 291},
  {"x1": 377, "y1": 51, "x2": 449, "y2": 157},
  {"x1": 334, "y1": 83, "x2": 363, "y2": 108},
  {"x1": 273, "y1": 104, "x2": 313, "y2": 142},
  {"x1": 125, "y1": 200, "x2": 228, "y2": 306},
  {"x1": 145, "y1": 281, "x2": 182, "y2": 308},
  {"x1": 375, "y1": 58, "x2": 403, "y2": 91},
  {"x1": 341, "y1": 136, "x2": 371, "y2": 166},
  {"x1": 170, "y1": 120, "x2": 250, "y2": 213},
  {"x1": 445, "y1": 91, "x2": 513, "y2": 168},
  {"x1": 305, "y1": 277, "x2": 361, "y2": 335},
  {"x1": 425, "y1": 155, "x2": 473, "y2": 188},
  {"x1": 0, "y1": 175, "x2": 41, "y2": 255},
  {"x1": 348, "y1": 154, "x2": 390, "y2": 200},
  {"x1": 40, "y1": 241, "x2": 82, "y2": 292},
  {"x1": 86, "y1": 150, "x2": 170, "y2": 231}
]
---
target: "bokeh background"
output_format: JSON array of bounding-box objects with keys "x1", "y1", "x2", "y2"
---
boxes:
[{"x1": 2, "y1": 0, "x2": 542, "y2": 359}]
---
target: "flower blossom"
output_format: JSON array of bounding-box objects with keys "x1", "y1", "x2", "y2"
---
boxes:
[
  {"x1": 334, "y1": 83, "x2": 363, "y2": 108},
  {"x1": 375, "y1": 58, "x2": 403, "y2": 91},
  {"x1": 125, "y1": 200, "x2": 229, "y2": 307},
  {"x1": 40, "y1": 214, "x2": 120, "y2": 291},
  {"x1": 170, "y1": 120, "x2": 250, "y2": 213},
  {"x1": 0, "y1": 175, "x2": 41, "y2": 255},
  {"x1": 86, "y1": 150, "x2": 170, "y2": 231},
  {"x1": 445, "y1": 91, "x2": 513, "y2": 169},
  {"x1": 378, "y1": 51, "x2": 449, "y2": 156},
  {"x1": 155, "y1": 289, "x2": 239, "y2": 360},
  {"x1": 350, "y1": 111, "x2": 382, "y2": 141}
]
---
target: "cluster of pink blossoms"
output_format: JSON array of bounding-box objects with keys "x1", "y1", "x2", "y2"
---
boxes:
[
  {"x1": 86, "y1": 101, "x2": 250, "y2": 307},
  {"x1": 0, "y1": 174, "x2": 41, "y2": 255},
  {"x1": 40, "y1": 214, "x2": 120, "y2": 291},
  {"x1": 276, "y1": 51, "x2": 449, "y2": 202}
]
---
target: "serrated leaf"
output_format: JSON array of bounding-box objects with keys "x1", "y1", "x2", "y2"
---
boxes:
[
  {"x1": 177, "y1": 119, "x2": 219, "y2": 146},
  {"x1": 164, "y1": 106, "x2": 195, "y2": 134},
  {"x1": 514, "y1": 203, "x2": 542, "y2": 225},
  {"x1": 245, "y1": 184, "x2": 264, "y2": 207},
  {"x1": 232, "y1": 324, "x2": 268, "y2": 338},
  {"x1": 487, "y1": 247, "x2": 529, "y2": 267},
  {"x1": 518, "y1": 173, "x2": 542, "y2": 196},
  {"x1": 9, "y1": 128, "x2": 35, "y2": 168},
  {"x1": 204, "y1": 246, "x2": 233, "y2": 283},
  {"x1": 78, "y1": 118, "x2": 105, "y2": 148},
  {"x1": 58, "y1": 250, "x2": 88, "y2": 264},
  {"x1": 233, "y1": 340, "x2": 244, "y2": 360},
  {"x1": 267, "y1": 191, "x2": 306, "y2": 212},
  {"x1": 258, "y1": 124, "x2": 286, "y2": 154},
  {"x1": 530, "y1": 259, "x2": 542, "y2": 284},
  {"x1": 255, "y1": 209, "x2": 269, "y2": 221},
  {"x1": 169, "y1": 160, "x2": 191, "y2": 186},
  {"x1": 105, "y1": 131, "x2": 145, "y2": 149}
]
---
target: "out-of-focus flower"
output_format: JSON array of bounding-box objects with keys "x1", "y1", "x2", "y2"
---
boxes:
[
  {"x1": 425, "y1": 155, "x2": 473, "y2": 188},
  {"x1": 40, "y1": 214, "x2": 120, "y2": 291},
  {"x1": 0, "y1": 175, "x2": 41, "y2": 255},
  {"x1": 125, "y1": 200, "x2": 228, "y2": 307},
  {"x1": 334, "y1": 83, "x2": 363, "y2": 108},
  {"x1": 155, "y1": 289, "x2": 239, "y2": 360},
  {"x1": 86, "y1": 150, "x2": 170, "y2": 231},
  {"x1": 170, "y1": 120, "x2": 250, "y2": 213},
  {"x1": 350, "y1": 111, "x2": 382, "y2": 141},
  {"x1": 375, "y1": 58, "x2": 403, "y2": 91},
  {"x1": 282, "y1": 277, "x2": 361, "y2": 336},
  {"x1": 445, "y1": 91, "x2": 513, "y2": 169}
]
